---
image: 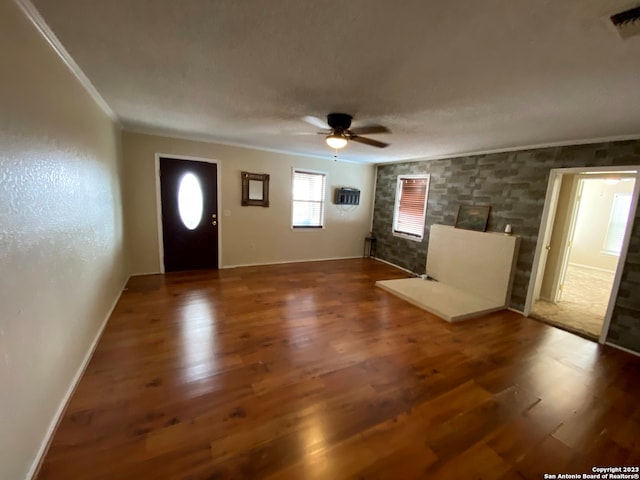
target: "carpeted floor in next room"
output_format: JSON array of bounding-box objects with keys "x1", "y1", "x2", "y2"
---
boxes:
[{"x1": 532, "y1": 264, "x2": 615, "y2": 339}]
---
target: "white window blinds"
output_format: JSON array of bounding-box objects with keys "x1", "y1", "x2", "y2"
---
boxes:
[
  {"x1": 393, "y1": 175, "x2": 430, "y2": 240},
  {"x1": 603, "y1": 193, "x2": 632, "y2": 255},
  {"x1": 292, "y1": 170, "x2": 326, "y2": 228}
]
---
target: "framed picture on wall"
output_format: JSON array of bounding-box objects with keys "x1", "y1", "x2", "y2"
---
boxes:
[
  {"x1": 455, "y1": 205, "x2": 491, "y2": 232},
  {"x1": 241, "y1": 171, "x2": 270, "y2": 207}
]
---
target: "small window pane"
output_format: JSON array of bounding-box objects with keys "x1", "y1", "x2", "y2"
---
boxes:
[
  {"x1": 392, "y1": 175, "x2": 430, "y2": 240},
  {"x1": 292, "y1": 170, "x2": 326, "y2": 228},
  {"x1": 603, "y1": 193, "x2": 632, "y2": 255},
  {"x1": 178, "y1": 173, "x2": 203, "y2": 230}
]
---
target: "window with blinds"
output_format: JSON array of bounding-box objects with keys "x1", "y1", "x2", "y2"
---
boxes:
[
  {"x1": 392, "y1": 175, "x2": 430, "y2": 240},
  {"x1": 292, "y1": 169, "x2": 327, "y2": 228},
  {"x1": 603, "y1": 192, "x2": 632, "y2": 255}
]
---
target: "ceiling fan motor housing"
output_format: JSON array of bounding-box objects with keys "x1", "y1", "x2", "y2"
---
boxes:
[{"x1": 327, "y1": 113, "x2": 353, "y2": 130}]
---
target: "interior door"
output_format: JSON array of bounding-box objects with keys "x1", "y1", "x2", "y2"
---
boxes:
[
  {"x1": 159, "y1": 157, "x2": 218, "y2": 272},
  {"x1": 533, "y1": 173, "x2": 563, "y2": 301},
  {"x1": 555, "y1": 178, "x2": 584, "y2": 302}
]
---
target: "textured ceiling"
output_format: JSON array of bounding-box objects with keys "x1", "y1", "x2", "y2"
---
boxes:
[{"x1": 30, "y1": 0, "x2": 640, "y2": 163}]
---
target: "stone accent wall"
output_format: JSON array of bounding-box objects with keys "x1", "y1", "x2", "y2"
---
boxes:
[{"x1": 372, "y1": 140, "x2": 640, "y2": 352}]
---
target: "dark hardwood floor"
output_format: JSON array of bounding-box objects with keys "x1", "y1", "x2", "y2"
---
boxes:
[{"x1": 37, "y1": 259, "x2": 640, "y2": 479}]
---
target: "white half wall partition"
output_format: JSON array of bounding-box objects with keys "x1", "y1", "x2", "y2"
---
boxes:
[{"x1": 377, "y1": 225, "x2": 519, "y2": 321}]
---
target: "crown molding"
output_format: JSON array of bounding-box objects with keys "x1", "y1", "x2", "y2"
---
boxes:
[
  {"x1": 378, "y1": 133, "x2": 640, "y2": 165},
  {"x1": 123, "y1": 125, "x2": 374, "y2": 165},
  {"x1": 13, "y1": 0, "x2": 120, "y2": 125}
]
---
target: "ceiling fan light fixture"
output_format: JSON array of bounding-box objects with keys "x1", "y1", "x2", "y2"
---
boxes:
[{"x1": 326, "y1": 133, "x2": 348, "y2": 149}]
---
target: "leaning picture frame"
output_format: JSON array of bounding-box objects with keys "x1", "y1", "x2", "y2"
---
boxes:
[{"x1": 454, "y1": 205, "x2": 491, "y2": 232}]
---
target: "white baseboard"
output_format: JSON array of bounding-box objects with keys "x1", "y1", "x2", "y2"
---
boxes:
[
  {"x1": 371, "y1": 257, "x2": 417, "y2": 276},
  {"x1": 27, "y1": 276, "x2": 130, "y2": 480},
  {"x1": 129, "y1": 257, "x2": 366, "y2": 275},
  {"x1": 220, "y1": 256, "x2": 362, "y2": 269},
  {"x1": 605, "y1": 341, "x2": 640, "y2": 358},
  {"x1": 129, "y1": 270, "x2": 162, "y2": 277},
  {"x1": 568, "y1": 262, "x2": 616, "y2": 274},
  {"x1": 536, "y1": 296, "x2": 554, "y2": 303},
  {"x1": 132, "y1": 257, "x2": 370, "y2": 275}
]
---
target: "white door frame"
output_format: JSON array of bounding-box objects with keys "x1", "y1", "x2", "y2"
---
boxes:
[
  {"x1": 525, "y1": 165, "x2": 640, "y2": 344},
  {"x1": 154, "y1": 153, "x2": 222, "y2": 273}
]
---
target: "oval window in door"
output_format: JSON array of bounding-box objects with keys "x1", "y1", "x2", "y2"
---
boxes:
[{"x1": 178, "y1": 173, "x2": 203, "y2": 230}]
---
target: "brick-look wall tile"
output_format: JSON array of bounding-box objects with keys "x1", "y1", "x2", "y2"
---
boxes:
[{"x1": 372, "y1": 140, "x2": 640, "y2": 353}]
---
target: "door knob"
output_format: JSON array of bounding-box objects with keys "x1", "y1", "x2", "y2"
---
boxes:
[
  {"x1": 212, "y1": 213, "x2": 217, "y2": 219},
  {"x1": 545, "y1": 245, "x2": 551, "y2": 251},
  {"x1": 212, "y1": 220, "x2": 217, "y2": 226}
]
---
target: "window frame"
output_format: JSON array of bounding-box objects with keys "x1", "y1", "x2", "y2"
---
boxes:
[
  {"x1": 291, "y1": 168, "x2": 327, "y2": 229},
  {"x1": 392, "y1": 174, "x2": 430, "y2": 241},
  {"x1": 602, "y1": 192, "x2": 632, "y2": 256}
]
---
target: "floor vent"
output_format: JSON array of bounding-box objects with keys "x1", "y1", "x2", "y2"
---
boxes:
[{"x1": 610, "y1": 5, "x2": 640, "y2": 38}]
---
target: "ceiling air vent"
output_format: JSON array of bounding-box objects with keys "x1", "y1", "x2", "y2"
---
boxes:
[{"x1": 610, "y1": 5, "x2": 640, "y2": 38}]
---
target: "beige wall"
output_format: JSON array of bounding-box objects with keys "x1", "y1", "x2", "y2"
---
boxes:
[
  {"x1": 0, "y1": 2, "x2": 127, "y2": 479},
  {"x1": 570, "y1": 178, "x2": 635, "y2": 271},
  {"x1": 122, "y1": 131, "x2": 376, "y2": 273}
]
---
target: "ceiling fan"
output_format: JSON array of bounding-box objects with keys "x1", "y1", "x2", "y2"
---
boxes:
[{"x1": 303, "y1": 113, "x2": 390, "y2": 149}]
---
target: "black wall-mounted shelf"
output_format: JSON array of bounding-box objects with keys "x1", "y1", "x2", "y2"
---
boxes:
[{"x1": 334, "y1": 187, "x2": 360, "y2": 205}]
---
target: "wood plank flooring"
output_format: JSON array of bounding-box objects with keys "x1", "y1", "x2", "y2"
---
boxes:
[{"x1": 37, "y1": 259, "x2": 640, "y2": 479}]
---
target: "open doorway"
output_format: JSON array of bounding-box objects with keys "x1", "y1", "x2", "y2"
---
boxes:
[{"x1": 526, "y1": 167, "x2": 640, "y2": 341}]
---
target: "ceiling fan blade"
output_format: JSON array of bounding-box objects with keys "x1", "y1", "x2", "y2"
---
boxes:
[
  {"x1": 302, "y1": 115, "x2": 330, "y2": 130},
  {"x1": 350, "y1": 135, "x2": 390, "y2": 148},
  {"x1": 350, "y1": 125, "x2": 390, "y2": 135}
]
